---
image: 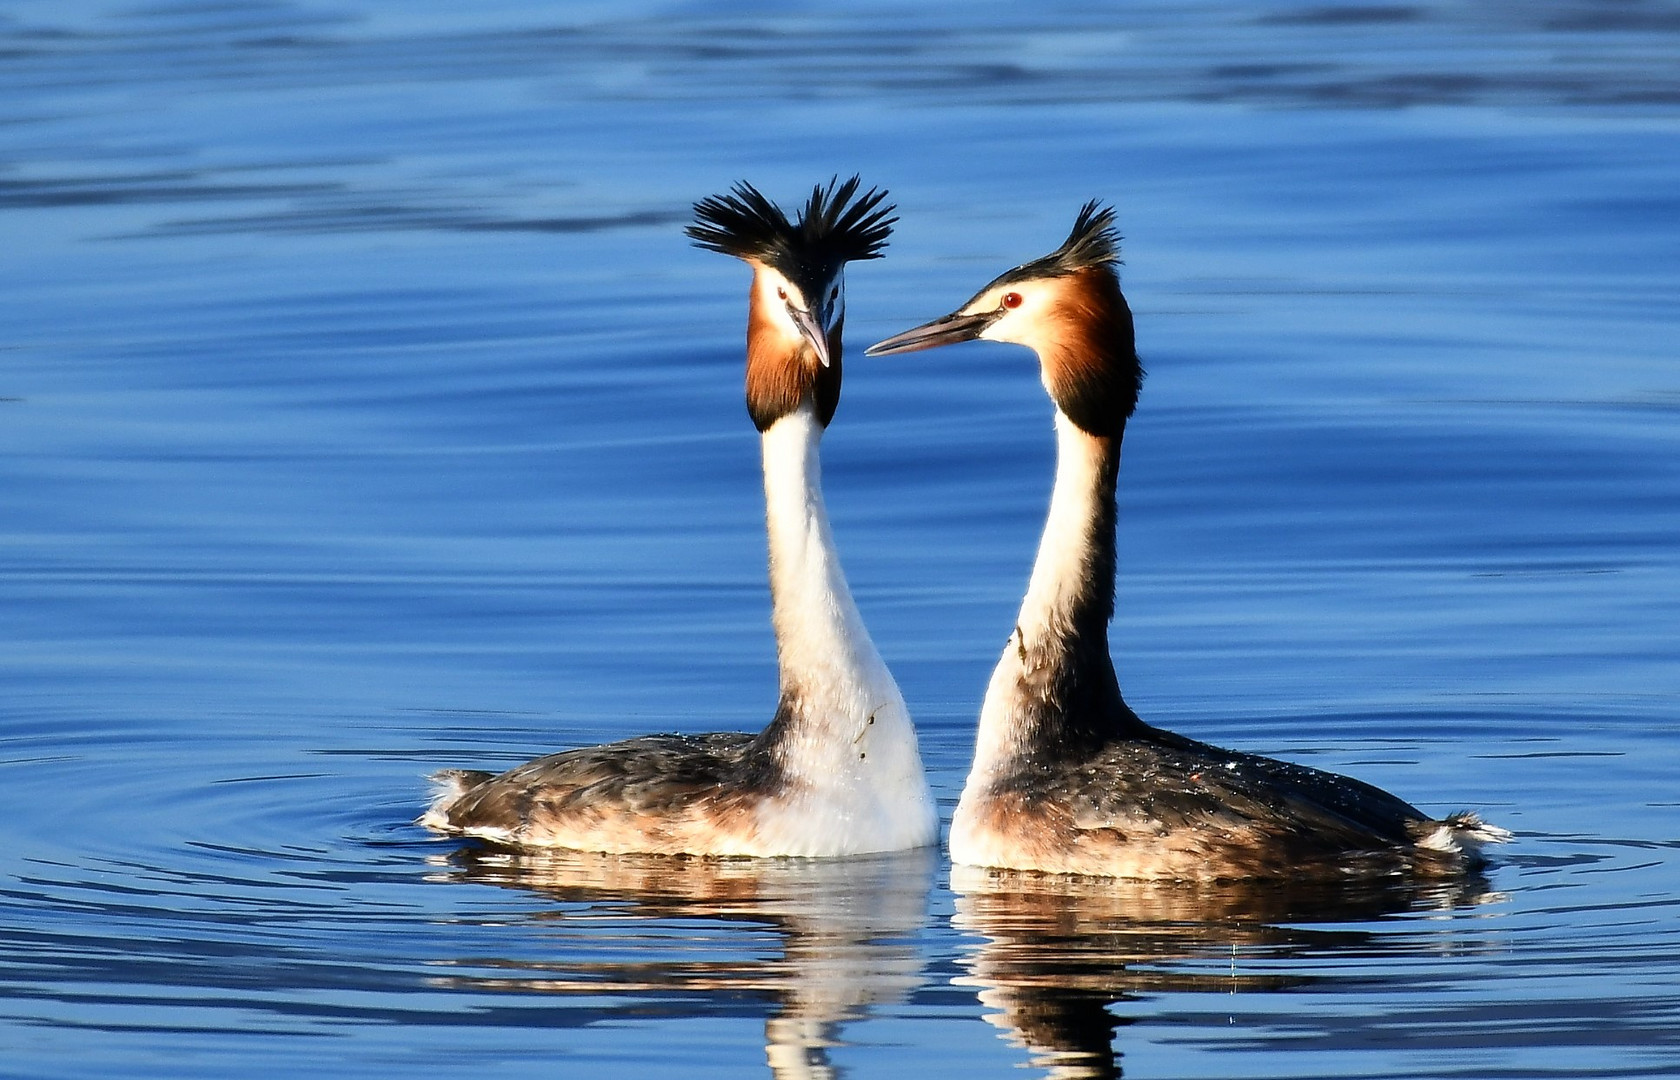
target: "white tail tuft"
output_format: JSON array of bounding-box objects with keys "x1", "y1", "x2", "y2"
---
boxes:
[
  {"x1": 1412, "y1": 811, "x2": 1512, "y2": 857},
  {"x1": 1442, "y1": 811, "x2": 1513, "y2": 858},
  {"x1": 418, "y1": 769, "x2": 488, "y2": 833}
]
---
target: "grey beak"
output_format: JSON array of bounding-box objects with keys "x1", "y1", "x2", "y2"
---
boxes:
[
  {"x1": 865, "y1": 309, "x2": 1001, "y2": 357},
  {"x1": 787, "y1": 302, "x2": 832, "y2": 368}
]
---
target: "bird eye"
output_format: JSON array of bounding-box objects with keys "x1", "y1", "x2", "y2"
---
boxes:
[
  {"x1": 1002, "y1": 292, "x2": 1023, "y2": 309},
  {"x1": 829, "y1": 287, "x2": 838, "y2": 301},
  {"x1": 776, "y1": 286, "x2": 788, "y2": 300}
]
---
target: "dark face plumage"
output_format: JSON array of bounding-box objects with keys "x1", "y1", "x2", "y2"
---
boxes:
[{"x1": 689, "y1": 177, "x2": 897, "y2": 431}]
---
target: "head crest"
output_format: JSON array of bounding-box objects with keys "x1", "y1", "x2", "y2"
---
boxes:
[
  {"x1": 687, "y1": 176, "x2": 895, "y2": 283},
  {"x1": 989, "y1": 201, "x2": 1121, "y2": 290}
]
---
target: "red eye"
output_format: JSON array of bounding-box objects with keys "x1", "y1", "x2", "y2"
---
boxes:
[
  {"x1": 776, "y1": 286, "x2": 788, "y2": 300},
  {"x1": 1002, "y1": 292, "x2": 1023, "y2": 309}
]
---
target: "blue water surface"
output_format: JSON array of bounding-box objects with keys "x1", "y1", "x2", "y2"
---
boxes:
[{"x1": 3, "y1": 2, "x2": 1679, "y2": 1077}]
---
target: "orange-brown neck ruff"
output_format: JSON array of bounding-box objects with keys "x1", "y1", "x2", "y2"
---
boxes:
[
  {"x1": 1037, "y1": 268, "x2": 1140, "y2": 440},
  {"x1": 745, "y1": 276, "x2": 842, "y2": 432}
]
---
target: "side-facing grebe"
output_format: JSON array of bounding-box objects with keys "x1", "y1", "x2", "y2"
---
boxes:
[
  {"x1": 867, "y1": 203, "x2": 1507, "y2": 880},
  {"x1": 422, "y1": 178, "x2": 936, "y2": 857}
]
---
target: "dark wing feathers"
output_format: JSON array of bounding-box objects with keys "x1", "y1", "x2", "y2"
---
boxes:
[
  {"x1": 1067, "y1": 733, "x2": 1426, "y2": 850},
  {"x1": 441, "y1": 733, "x2": 760, "y2": 831}
]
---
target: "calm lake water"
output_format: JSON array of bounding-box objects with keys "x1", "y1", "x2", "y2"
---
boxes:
[{"x1": 4, "y1": 2, "x2": 1679, "y2": 1077}]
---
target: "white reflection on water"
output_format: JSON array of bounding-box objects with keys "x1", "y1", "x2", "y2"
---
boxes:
[{"x1": 425, "y1": 847, "x2": 935, "y2": 1080}]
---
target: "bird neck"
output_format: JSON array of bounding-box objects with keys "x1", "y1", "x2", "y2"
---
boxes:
[
  {"x1": 1020, "y1": 411, "x2": 1120, "y2": 638},
  {"x1": 758, "y1": 405, "x2": 898, "y2": 735},
  {"x1": 749, "y1": 405, "x2": 934, "y2": 852},
  {"x1": 972, "y1": 410, "x2": 1144, "y2": 777}
]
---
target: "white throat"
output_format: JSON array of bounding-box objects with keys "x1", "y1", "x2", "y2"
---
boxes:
[
  {"x1": 761, "y1": 407, "x2": 886, "y2": 694},
  {"x1": 970, "y1": 410, "x2": 1114, "y2": 777},
  {"x1": 754, "y1": 405, "x2": 935, "y2": 851},
  {"x1": 1016, "y1": 410, "x2": 1112, "y2": 641}
]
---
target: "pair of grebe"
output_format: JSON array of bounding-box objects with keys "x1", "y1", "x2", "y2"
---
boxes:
[{"x1": 423, "y1": 179, "x2": 1507, "y2": 880}]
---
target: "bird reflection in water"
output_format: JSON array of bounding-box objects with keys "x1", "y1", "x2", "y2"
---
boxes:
[
  {"x1": 948, "y1": 865, "x2": 1502, "y2": 1079},
  {"x1": 425, "y1": 845, "x2": 935, "y2": 1078}
]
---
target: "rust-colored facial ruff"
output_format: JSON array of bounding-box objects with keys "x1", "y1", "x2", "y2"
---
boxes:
[
  {"x1": 744, "y1": 267, "x2": 842, "y2": 431},
  {"x1": 1032, "y1": 268, "x2": 1140, "y2": 440},
  {"x1": 688, "y1": 177, "x2": 893, "y2": 432}
]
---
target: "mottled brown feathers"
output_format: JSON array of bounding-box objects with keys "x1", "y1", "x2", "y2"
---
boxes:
[
  {"x1": 428, "y1": 731, "x2": 794, "y2": 854},
  {"x1": 426, "y1": 692, "x2": 835, "y2": 853},
  {"x1": 960, "y1": 725, "x2": 1497, "y2": 881}
]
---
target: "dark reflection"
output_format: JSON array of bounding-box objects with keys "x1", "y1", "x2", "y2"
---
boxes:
[
  {"x1": 427, "y1": 845, "x2": 936, "y2": 1079},
  {"x1": 949, "y1": 865, "x2": 1501, "y2": 1079},
  {"x1": 0, "y1": 171, "x2": 336, "y2": 209},
  {"x1": 152, "y1": 204, "x2": 684, "y2": 238}
]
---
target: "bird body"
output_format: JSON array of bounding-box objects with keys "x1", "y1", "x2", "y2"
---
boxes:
[
  {"x1": 868, "y1": 204, "x2": 1507, "y2": 881},
  {"x1": 423, "y1": 179, "x2": 936, "y2": 857}
]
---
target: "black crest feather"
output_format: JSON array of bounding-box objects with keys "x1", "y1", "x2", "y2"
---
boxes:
[
  {"x1": 1047, "y1": 200, "x2": 1121, "y2": 272},
  {"x1": 989, "y1": 201, "x2": 1122, "y2": 291},
  {"x1": 687, "y1": 176, "x2": 895, "y2": 283}
]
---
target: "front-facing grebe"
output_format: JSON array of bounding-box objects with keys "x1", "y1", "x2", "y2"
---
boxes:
[
  {"x1": 422, "y1": 178, "x2": 936, "y2": 857},
  {"x1": 867, "y1": 203, "x2": 1507, "y2": 880}
]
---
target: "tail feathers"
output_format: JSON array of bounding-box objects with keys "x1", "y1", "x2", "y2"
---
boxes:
[
  {"x1": 1444, "y1": 811, "x2": 1514, "y2": 855},
  {"x1": 1411, "y1": 811, "x2": 1513, "y2": 861},
  {"x1": 418, "y1": 769, "x2": 495, "y2": 832}
]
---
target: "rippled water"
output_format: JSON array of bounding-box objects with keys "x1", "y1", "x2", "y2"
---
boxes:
[{"x1": 4, "y1": 2, "x2": 1679, "y2": 1077}]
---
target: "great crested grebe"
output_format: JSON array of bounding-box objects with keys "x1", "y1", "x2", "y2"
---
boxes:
[
  {"x1": 422, "y1": 177, "x2": 936, "y2": 857},
  {"x1": 867, "y1": 203, "x2": 1508, "y2": 880}
]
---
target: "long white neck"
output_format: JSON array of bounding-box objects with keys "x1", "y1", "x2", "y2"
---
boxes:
[
  {"x1": 970, "y1": 410, "x2": 1137, "y2": 781},
  {"x1": 761, "y1": 407, "x2": 890, "y2": 698},
  {"x1": 754, "y1": 404, "x2": 933, "y2": 846},
  {"x1": 1016, "y1": 411, "x2": 1116, "y2": 642}
]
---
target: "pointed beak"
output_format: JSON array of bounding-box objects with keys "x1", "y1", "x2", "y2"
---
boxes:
[
  {"x1": 865, "y1": 308, "x2": 1000, "y2": 357},
  {"x1": 787, "y1": 301, "x2": 833, "y2": 368}
]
